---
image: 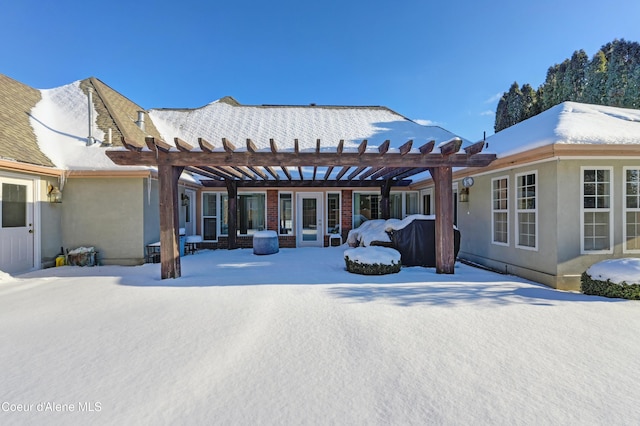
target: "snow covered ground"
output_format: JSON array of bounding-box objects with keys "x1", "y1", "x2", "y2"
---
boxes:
[{"x1": 1, "y1": 247, "x2": 639, "y2": 425}]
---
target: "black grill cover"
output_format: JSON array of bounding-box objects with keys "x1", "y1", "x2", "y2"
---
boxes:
[{"x1": 388, "y1": 219, "x2": 461, "y2": 267}]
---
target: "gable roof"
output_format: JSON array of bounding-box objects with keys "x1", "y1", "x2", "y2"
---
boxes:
[
  {"x1": 15, "y1": 75, "x2": 161, "y2": 171},
  {"x1": 0, "y1": 74, "x2": 55, "y2": 167},
  {"x1": 148, "y1": 98, "x2": 465, "y2": 152},
  {"x1": 486, "y1": 101, "x2": 640, "y2": 158}
]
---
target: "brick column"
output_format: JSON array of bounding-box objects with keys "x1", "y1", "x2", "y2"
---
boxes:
[
  {"x1": 341, "y1": 189, "x2": 352, "y2": 241},
  {"x1": 266, "y1": 189, "x2": 278, "y2": 232}
]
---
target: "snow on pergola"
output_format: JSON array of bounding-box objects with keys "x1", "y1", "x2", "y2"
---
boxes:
[{"x1": 107, "y1": 136, "x2": 496, "y2": 279}]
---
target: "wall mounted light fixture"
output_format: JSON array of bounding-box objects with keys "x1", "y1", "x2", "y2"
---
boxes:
[
  {"x1": 47, "y1": 184, "x2": 62, "y2": 203},
  {"x1": 181, "y1": 193, "x2": 190, "y2": 207}
]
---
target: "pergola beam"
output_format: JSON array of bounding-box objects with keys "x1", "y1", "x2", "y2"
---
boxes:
[{"x1": 107, "y1": 150, "x2": 494, "y2": 168}]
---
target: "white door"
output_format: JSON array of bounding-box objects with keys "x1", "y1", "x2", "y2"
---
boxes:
[
  {"x1": 0, "y1": 176, "x2": 35, "y2": 274},
  {"x1": 184, "y1": 189, "x2": 196, "y2": 235},
  {"x1": 297, "y1": 193, "x2": 323, "y2": 247}
]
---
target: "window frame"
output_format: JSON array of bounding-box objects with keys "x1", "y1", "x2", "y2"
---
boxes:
[
  {"x1": 219, "y1": 191, "x2": 267, "y2": 237},
  {"x1": 515, "y1": 171, "x2": 538, "y2": 251},
  {"x1": 580, "y1": 166, "x2": 613, "y2": 254},
  {"x1": 491, "y1": 176, "x2": 510, "y2": 246},
  {"x1": 201, "y1": 192, "x2": 220, "y2": 242},
  {"x1": 623, "y1": 166, "x2": 640, "y2": 253},
  {"x1": 326, "y1": 192, "x2": 341, "y2": 234},
  {"x1": 278, "y1": 191, "x2": 294, "y2": 236}
]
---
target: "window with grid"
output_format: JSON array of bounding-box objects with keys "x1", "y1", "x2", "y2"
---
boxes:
[
  {"x1": 327, "y1": 193, "x2": 340, "y2": 234},
  {"x1": 279, "y1": 193, "x2": 293, "y2": 235},
  {"x1": 516, "y1": 172, "x2": 536, "y2": 249},
  {"x1": 202, "y1": 193, "x2": 218, "y2": 241},
  {"x1": 582, "y1": 168, "x2": 612, "y2": 253},
  {"x1": 624, "y1": 168, "x2": 640, "y2": 252},
  {"x1": 492, "y1": 177, "x2": 509, "y2": 245}
]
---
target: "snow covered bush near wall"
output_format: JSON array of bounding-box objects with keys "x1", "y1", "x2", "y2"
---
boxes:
[
  {"x1": 344, "y1": 246, "x2": 401, "y2": 275},
  {"x1": 582, "y1": 258, "x2": 640, "y2": 300}
]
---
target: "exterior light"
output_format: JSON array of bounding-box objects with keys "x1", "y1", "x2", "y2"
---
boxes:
[
  {"x1": 459, "y1": 187, "x2": 469, "y2": 203},
  {"x1": 47, "y1": 184, "x2": 62, "y2": 203}
]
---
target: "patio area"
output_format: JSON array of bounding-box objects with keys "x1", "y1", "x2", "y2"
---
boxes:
[{"x1": 1, "y1": 248, "x2": 639, "y2": 425}]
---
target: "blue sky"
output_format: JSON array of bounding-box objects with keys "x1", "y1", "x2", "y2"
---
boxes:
[{"x1": 2, "y1": 0, "x2": 639, "y2": 141}]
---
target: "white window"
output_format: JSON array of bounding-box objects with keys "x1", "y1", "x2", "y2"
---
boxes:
[
  {"x1": 404, "y1": 192, "x2": 419, "y2": 216},
  {"x1": 492, "y1": 176, "x2": 509, "y2": 245},
  {"x1": 353, "y1": 193, "x2": 381, "y2": 228},
  {"x1": 221, "y1": 192, "x2": 266, "y2": 236},
  {"x1": 623, "y1": 167, "x2": 640, "y2": 253},
  {"x1": 279, "y1": 192, "x2": 293, "y2": 235},
  {"x1": 202, "y1": 192, "x2": 219, "y2": 241},
  {"x1": 516, "y1": 172, "x2": 537, "y2": 250},
  {"x1": 421, "y1": 189, "x2": 433, "y2": 215},
  {"x1": 581, "y1": 167, "x2": 613, "y2": 253},
  {"x1": 326, "y1": 192, "x2": 340, "y2": 234}
]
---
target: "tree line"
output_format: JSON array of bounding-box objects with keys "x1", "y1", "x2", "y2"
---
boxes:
[{"x1": 494, "y1": 39, "x2": 640, "y2": 132}]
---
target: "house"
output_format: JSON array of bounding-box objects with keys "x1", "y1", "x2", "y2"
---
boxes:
[
  {"x1": 0, "y1": 74, "x2": 198, "y2": 273},
  {"x1": 414, "y1": 101, "x2": 640, "y2": 290},
  {"x1": 1, "y1": 73, "x2": 492, "y2": 276}
]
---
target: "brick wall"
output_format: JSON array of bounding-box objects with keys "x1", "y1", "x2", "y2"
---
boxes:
[
  {"x1": 341, "y1": 189, "x2": 353, "y2": 241},
  {"x1": 266, "y1": 189, "x2": 279, "y2": 232}
]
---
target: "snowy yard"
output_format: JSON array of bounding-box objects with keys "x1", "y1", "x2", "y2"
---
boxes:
[{"x1": 1, "y1": 247, "x2": 639, "y2": 425}]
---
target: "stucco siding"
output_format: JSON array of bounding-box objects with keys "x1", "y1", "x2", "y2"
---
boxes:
[
  {"x1": 39, "y1": 176, "x2": 63, "y2": 266},
  {"x1": 62, "y1": 178, "x2": 144, "y2": 265},
  {"x1": 457, "y1": 161, "x2": 560, "y2": 287},
  {"x1": 143, "y1": 178, "x2": 160, "y2": 246},
  {"x1": 555, "y1": 159, "x2": 640, "y2": 289}
]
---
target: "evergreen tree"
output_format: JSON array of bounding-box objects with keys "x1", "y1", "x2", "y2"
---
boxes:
[
  {"x1": 564, "y1": 50, "x2": 588, "y2": 101},
  {"x1": 494, "y1": 38, "x2": 640, "y2": 131},
  {"x1": 521, "y1": 84, "x2": 538, "y2": 119},
  {"x1": 494, "y1": 94, "x2": 508, "y2": 132},
  {"x1": 583, "y1": 50, "x2": 608, "y2": 105},
  {"x1": 505, "y1": 82, "x2": 524, "y2": 127},
  {"x1": 541, "y1": 64, "x2": 561, "y2": 109}
]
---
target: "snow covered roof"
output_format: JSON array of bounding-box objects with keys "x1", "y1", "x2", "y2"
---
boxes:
[
  {"x1": 28, "y1": 78, "x2": 160, "y2": 171},
  {"x1": 149, "y1": 98, "x2": 464, "y2": 152},
  {"x1": 485, "y1": 101, "x2": 640, "y2": 158}
]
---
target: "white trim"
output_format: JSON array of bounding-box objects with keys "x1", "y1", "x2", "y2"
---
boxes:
[
  {"x1": 515, "y1": 171, "x2": 538, "y2": 251},
  {"x1": 580, "y1": 166, "x2": 614, "y2": 254},
  {"x1": 201, "y1": 191, "x2": 221, "y2": 242},
  {"x1": 0, "y1": 172, "x2": 39, "y2": 272},
  {"x1": 420, "y1": 188, "x2": 433, "y2": 215},
  {"x1": 33, "y1": 179, "x2": 42, "y2": 270},
  {"x1": 623, "y1": 166, "x2": 640, "y2": 253},
  {"x1": 278, "y1": 191, "x2": 294, "y2": 236},
  {"x1": 326, "y1": 191, "x2": 341, "y2": 234},
  {"x1": 491, "y1": 175, "x2": 509, "y2": 247},
  {"x1": 296, "y1": 192, "x2": 323, "y2": 247}
]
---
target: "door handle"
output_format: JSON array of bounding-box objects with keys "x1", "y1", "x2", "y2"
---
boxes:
[{"x1": 29, "y1": 229, "x2": 34, "y2": 234}]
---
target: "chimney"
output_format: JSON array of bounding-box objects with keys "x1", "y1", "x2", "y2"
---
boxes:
[
  {"x1": 135, "y1": 111, "x2": 145, "y2": 133},
  {"x1": 86, "y1": 87, "x2": 95, "y2": 146}
]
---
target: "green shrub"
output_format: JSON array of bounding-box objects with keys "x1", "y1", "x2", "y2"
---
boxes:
[
  {"x1": 344, "y1": 257, "x2": 401, "y2": 275},
  {"x1": 581, "y1": 272, "x2": 640, "y2": 300}
]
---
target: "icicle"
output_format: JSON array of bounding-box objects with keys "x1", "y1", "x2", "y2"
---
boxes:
[{"x1": 147, "y1": 175, "x2": 152, "y2": 205}]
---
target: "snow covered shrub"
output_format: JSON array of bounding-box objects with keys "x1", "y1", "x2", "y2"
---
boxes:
[
  {"x1": 344, "y1": 247, "x2": 401, "y2": 275},
  {"x1": 581, "y1": 258, "x2": 640, "y2": 300},
  {"x1": 581, "y1": 273, "x2": 640, "y2": 300}
]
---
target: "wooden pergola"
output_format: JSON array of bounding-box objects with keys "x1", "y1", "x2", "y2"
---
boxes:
[{"x1": 107, "y1": 136, "x2": 495, "y2": 279}]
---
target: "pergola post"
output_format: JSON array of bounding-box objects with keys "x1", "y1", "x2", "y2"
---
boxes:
[
  {"x1": 225, "y1": 179, "x2": 237, "y2": 249},
  {"x1": 431, "y1": 166, "x2": 455, "y2": 274},
  {"x1": 380, "y1": 179, "x2": 392, "y2": 220},
  {"x1": 158, "y1": 162, "x2": 185, "y2": 279}
]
